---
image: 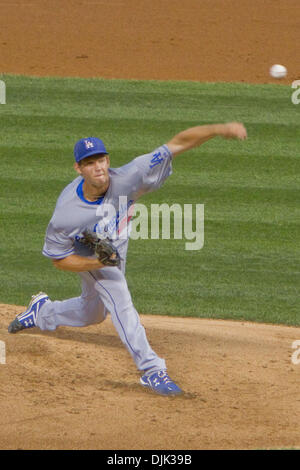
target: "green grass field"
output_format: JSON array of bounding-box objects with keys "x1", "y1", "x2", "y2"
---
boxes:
[{"x1": 0, "y1": 74, "x2": 299, "y2": 325}]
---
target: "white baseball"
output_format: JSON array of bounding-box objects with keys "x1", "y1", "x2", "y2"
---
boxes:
[{"x1": 270, "y1": 64, "x2": 287, "y2": 79}]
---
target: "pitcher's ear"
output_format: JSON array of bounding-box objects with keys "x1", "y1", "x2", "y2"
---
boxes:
[{"x1": 74, "y1": 162, "x2": 82, "y2": 175}]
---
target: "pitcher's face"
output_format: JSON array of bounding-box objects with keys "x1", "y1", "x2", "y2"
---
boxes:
[{"x1": 74, "y1": 154, "x2": 110, "y2": 190}]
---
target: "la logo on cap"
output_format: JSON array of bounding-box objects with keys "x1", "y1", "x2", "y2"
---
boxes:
[{"x1": 84, "y1": 139, "x2": 94, "y2": 149}]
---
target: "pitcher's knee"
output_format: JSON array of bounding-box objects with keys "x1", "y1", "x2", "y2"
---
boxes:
[{"x1": 81, "y1": 294, "x2": 107, "y2": 324}]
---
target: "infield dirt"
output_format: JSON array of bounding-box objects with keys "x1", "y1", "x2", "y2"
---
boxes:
[{"x1": 0, "y1": 0, "x2": 299, "y2": 450}]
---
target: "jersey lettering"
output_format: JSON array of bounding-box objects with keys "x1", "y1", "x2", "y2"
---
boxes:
[{"x1": 149, "y1": 151, "x2": 164, "y2": 168}]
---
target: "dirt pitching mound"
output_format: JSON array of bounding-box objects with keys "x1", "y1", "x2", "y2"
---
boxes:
[{"x1": 0, "y1": 304, "x2": 299, "y2": 450}]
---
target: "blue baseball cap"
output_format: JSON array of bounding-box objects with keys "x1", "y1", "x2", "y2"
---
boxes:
[{"x1": 74, "y1": 137, "x2": 108, "y2": 163}]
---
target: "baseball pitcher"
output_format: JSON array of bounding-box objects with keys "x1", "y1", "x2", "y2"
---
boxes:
[{"x1": 8, "y1": 122, "x2": 247, "y2": 395}]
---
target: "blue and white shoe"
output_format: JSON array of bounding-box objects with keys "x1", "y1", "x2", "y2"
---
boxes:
[
  {"x1": 140, "y1": 370, "x2": 182, "y2": 396},
  {"x1": 8, "y1": 292, "x2": 49, "y2": 334}
]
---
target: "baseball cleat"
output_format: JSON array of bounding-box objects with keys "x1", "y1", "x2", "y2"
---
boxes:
[
  {"x1": 140, "y1": 370, "x2": 182, "y2": 396},
  {"x1": 8, "y1": 292, "x2": 49, "y2": 334}
]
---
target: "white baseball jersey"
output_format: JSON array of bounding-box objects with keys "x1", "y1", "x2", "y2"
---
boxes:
[{"x1": 42, "y1": 145, "x2": 173, "y2": 264}]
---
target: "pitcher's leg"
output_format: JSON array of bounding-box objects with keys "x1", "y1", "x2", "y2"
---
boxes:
[
  {"x1": 36, "y1": 273, "x2": 107, "y2": 331},
  {"x1": 88, "y1": 268, "x2": 166, "y2": 373}
]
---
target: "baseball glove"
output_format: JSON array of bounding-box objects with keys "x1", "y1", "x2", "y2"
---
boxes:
[{"x1": 80, "y1": 230, "x2": 121, "y2": 267}]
